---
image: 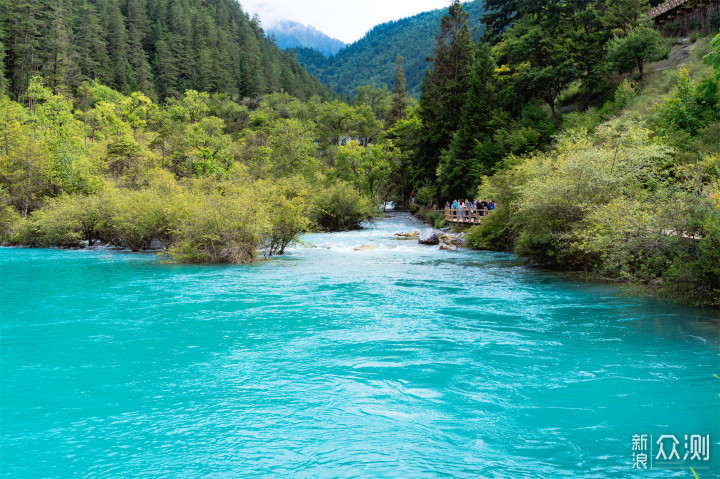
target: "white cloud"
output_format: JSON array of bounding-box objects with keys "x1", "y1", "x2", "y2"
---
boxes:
[{"x1": 240, "y1": 0, "x2": 454, "y2": 44}]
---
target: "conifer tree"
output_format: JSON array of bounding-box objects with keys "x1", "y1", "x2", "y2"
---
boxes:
[
  {"x1": 387, "y1": 55, "x2": 408, "y2": 126},
  {"x1": 415, "y1": 0, "x2": 475, "y2": 188},
  {"x1": 438, "y1": 43, "x2": 496, "y2": 199},
  {"x1": 102, "y1": 0, "x2": 131, "y2": 93},
  {"x1": 58, "y1": 0, "x2": 109, "y2": 90},
  {"x1": 125, "y1": 0, "x2": 154, "y2": 95}
]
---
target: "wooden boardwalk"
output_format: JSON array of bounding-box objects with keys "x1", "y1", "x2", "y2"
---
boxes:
[
  {"x1": 649, "y1": 0, "x2": 720, "y2": 36},
  {"x1": 443, "y1": 207, "x2": 493, "y2": 224},
  {"x1": 649, "y1": 0, "x2": 691, "y2": 19}
]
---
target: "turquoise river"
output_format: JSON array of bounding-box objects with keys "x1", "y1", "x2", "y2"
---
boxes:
[{"x1": 1, "y1": 213, "x2": 719, "y2": 478}]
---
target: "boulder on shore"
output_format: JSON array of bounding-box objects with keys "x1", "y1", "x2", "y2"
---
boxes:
[{"x1": 418, "y1": 229, "x2": 440, "y2": 245}]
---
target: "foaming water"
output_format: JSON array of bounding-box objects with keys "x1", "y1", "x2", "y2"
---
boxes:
[{"x1": 1, "y1": 213, "x2": 718, "y2": 478}]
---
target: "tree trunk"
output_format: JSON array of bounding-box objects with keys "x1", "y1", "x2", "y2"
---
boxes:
[{"x1": 638, "y1": 59, "x2": 645, "y2": 86}]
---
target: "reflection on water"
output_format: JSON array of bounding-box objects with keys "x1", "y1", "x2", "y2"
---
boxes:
[{"x1": 1, "y1": 213, "x2": 718, "y2": 478}]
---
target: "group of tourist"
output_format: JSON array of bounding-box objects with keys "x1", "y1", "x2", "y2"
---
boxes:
[{"x1": 445, "y1": 198, "x2": 496, "y2": 222}]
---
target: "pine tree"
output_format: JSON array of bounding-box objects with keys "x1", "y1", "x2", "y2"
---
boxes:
[
  {"x1": 46, "y1": 0, "x2": 71, "y2": 94},
  {"x1": 387, "y1": 55, "x2": 408, "y2": 126},
  {"x1": 124, "y1": 0, "x2": 154, "y2": 95},
  {"x1": 438, "y1": 43, "x2": 497, "y2": 199},
  {"x1": 482, "y1": 0, "x2": 523, "y2": 40},
  {"x1": 153, "y1": 26, "x2": 179, "y2": 99},
  {"x1": 102, "y1": 0, "x2": 131, "y2": 93},
  {"x1": 415, "y1": 0, "x2": 475, "y2": 187},
  {"x1": 0, "y1": 38, "x2": 6, "y2": 95},
  {"x1": 66, "y1": 0, "x2": 111, "y2": 89}
]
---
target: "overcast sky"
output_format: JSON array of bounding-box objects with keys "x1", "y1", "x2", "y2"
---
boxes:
[{"x1": 240, "y1": 0, "x2": 454, "y2": 44}]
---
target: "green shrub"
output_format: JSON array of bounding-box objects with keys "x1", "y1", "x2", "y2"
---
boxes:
[
  {"x1": 466, "y1": 206, "x2": 515, "y2": 251},
  {"x1": 311, "y1": 180, "x2": 379, "y2": 231},
  {"x1": 11, "y1": 196, "x2": 85, "y2": 247},
  {"x1": 426, "y1": 210, "x2": 446, "y2": 229},
  {"x1": 654, "y1": 69, "x2": 720, "y2": 136},
  {"x1": 167, "y1": 191, "x2": 268, "y2": 264}
]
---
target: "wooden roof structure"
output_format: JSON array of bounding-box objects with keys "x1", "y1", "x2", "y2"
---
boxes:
[{"x1": 650, "y1": 0, "x2": 692, "y2": 19}]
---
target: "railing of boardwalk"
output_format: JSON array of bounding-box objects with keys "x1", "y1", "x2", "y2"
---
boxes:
[{"x1": 444, "y1": 207, "x2": 492, "y2": 224}]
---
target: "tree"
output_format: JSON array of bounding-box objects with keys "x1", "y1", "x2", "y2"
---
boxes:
[
  {"x1": 493, "y1": 16, "x2": 579, "y2": 120},
  {"x1": 264, "y1": 177, "x2": 313, "y2": 256},
  {"x1": 605, "y1": 26, "x2": 667, "y2": 86},
  {"x1": 354, "y1": 84, "x2": 391, "y2": 121},
  {"x1": 602, "y1": 0, "x2": 651, "y2": 33},
  {"x1": 334, "y1": 140, "x2": 395, "y2": 199},
  {"x1": 482, "y1": 0, "x2": 523, "y2": 40},
  {"x1": 387, "y1": 55, "x2": 408, "y2": 126},
  {"x1": 706, "y1": 31, "x2": 720, "y2": 82},
  {"x1": 438, "y1": 43, "x2": 498, "y2": 199},
  {"x1": 416, "y1": 0, "x2": 475, "y2": 186}
]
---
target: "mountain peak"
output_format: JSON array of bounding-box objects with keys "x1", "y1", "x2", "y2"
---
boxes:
[{"x1": 268, "y1": 20, "x2": 346, "y2": 57}]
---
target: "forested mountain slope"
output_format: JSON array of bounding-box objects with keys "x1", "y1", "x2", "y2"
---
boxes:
[
  {"x1": 268, "y1": 20, "x2": 346, "y2": 57},
  {"x1": 291, "y1": 0, "x2": 485, "y2": 97},
  {"x1": 0, "y1": 0, "x2": 334, "y2": 101}
]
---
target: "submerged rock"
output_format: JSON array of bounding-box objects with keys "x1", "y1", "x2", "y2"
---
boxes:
[
  {"x1": 418, "y1": 229, "x2": 440, "y2": 245},
  {"x1": 394, "y1": 230, "x2": 420, "y2": 238}
]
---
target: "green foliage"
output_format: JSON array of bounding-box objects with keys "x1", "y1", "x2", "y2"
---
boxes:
[
  {"x1": 654, "y1": 69, "x2": 720, "y2": 136},
  {"x1": 311, "y1": 180, "x2": 379, "y2": 231},
  {"x1": 706, "y1": 31, "x2": 720, "y2": 82},
  {"x1": 0, "y1": 0, "x2": 333, "y2": 101},
  {"x1": 11, "y1": 195, "x2": 85, "y2": 247},
  {"x1": 333, "y1": 140, "x2": 395, "y2": 199},
  {"x1": 426, "y1": 210, "x2": 446, "y2": 229},
  {"x1": 167, "y1": 189, "x2": 267, "y2": 264},
  {"x1": 291, "y1": 1, "x2": 486, "y2": 98},
  {"x1": 415, "y1": 184, "x2": 437, "y2": 206},
  {"x1": 605, "y1": 27, "x2": 668, "y2": 83},
  {"x1": 416, "y1": 0, "x2": 476, "y2": 186},
  {"x1": 263, "y1": 177, "x2": 314, "y2": 256},
  {"x1": 466, "y1": 205, "x2": 516, "y2": 251},
  {"x1": 0, "y1": 78, "x2": 392, "y2": 262}
]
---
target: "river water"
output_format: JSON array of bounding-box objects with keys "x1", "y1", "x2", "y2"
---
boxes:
[{"x1": 1, "y1": 213, "x2": 718, "y2": 478}]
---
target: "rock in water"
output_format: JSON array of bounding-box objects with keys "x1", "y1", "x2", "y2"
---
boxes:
[
  {"x1": 394, "y1": 230, "x2": 420, "y2": 238},
  {"x1": 418, "y1": 229, "x2": 440, "y2": 245}
]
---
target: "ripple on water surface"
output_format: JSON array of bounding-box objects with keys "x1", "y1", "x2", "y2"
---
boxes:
[{"x1": 1, "y1": 213, "x2": 719, "y2": 478}]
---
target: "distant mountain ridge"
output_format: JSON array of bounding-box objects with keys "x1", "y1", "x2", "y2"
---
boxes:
[
  {"x1": 268, "y1": 20, "x2": 346, "y2": 57},
  {"x1": 290, "y1": 1, "x2": 485, "y2": 98}
]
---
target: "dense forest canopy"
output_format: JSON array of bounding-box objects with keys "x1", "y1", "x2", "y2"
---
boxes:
[
  {"x1": 0, "y1": 0, "x2": 334, "y2": 101},
  {"x1": 290, "y1": 0, "x2": 485, "y2": 98}
]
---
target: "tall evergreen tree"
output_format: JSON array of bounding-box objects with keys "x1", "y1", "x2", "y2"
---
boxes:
[
  {"x1": 46, "y1": 0, "x2": 71, "y2": 94},
  {"x1": 387, "y1": 55, "x2": 408, "y2": 126},
  {"x1": 102, "y1": 0, "x2": 131, "y2": 93},
  {"x1": 67, "y1": 0, "x2": 112, "y2": 89},
  {"x1": 124, "y1": 0, "x2": 154, "y2": 95},
  {"x1": 438, "y1": 43, "x2": 497, "y2": 199},
  {"x1": 0, "y1": 0, "x2": 333, "y2": 100},
  {"x1": 415, "y1": 0, "x2": 475, "y2": 187},
  {"x1": 153, "y1": 26, "x2": 179, "y2": 99},
  {"x1": 482, "y1": 0, "x2": 523, "y2": 40}
]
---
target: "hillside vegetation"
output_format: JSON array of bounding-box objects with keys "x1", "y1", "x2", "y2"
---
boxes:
[
  {"x1": 291, "y1": 1, "x2": 485, "y2": 98},
  {"x1": 0, "y1": 0, "x2": 334, "y2": 102},
  {"x1": 402, "y1": 0, "x2": 719, "y2": 306}
]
